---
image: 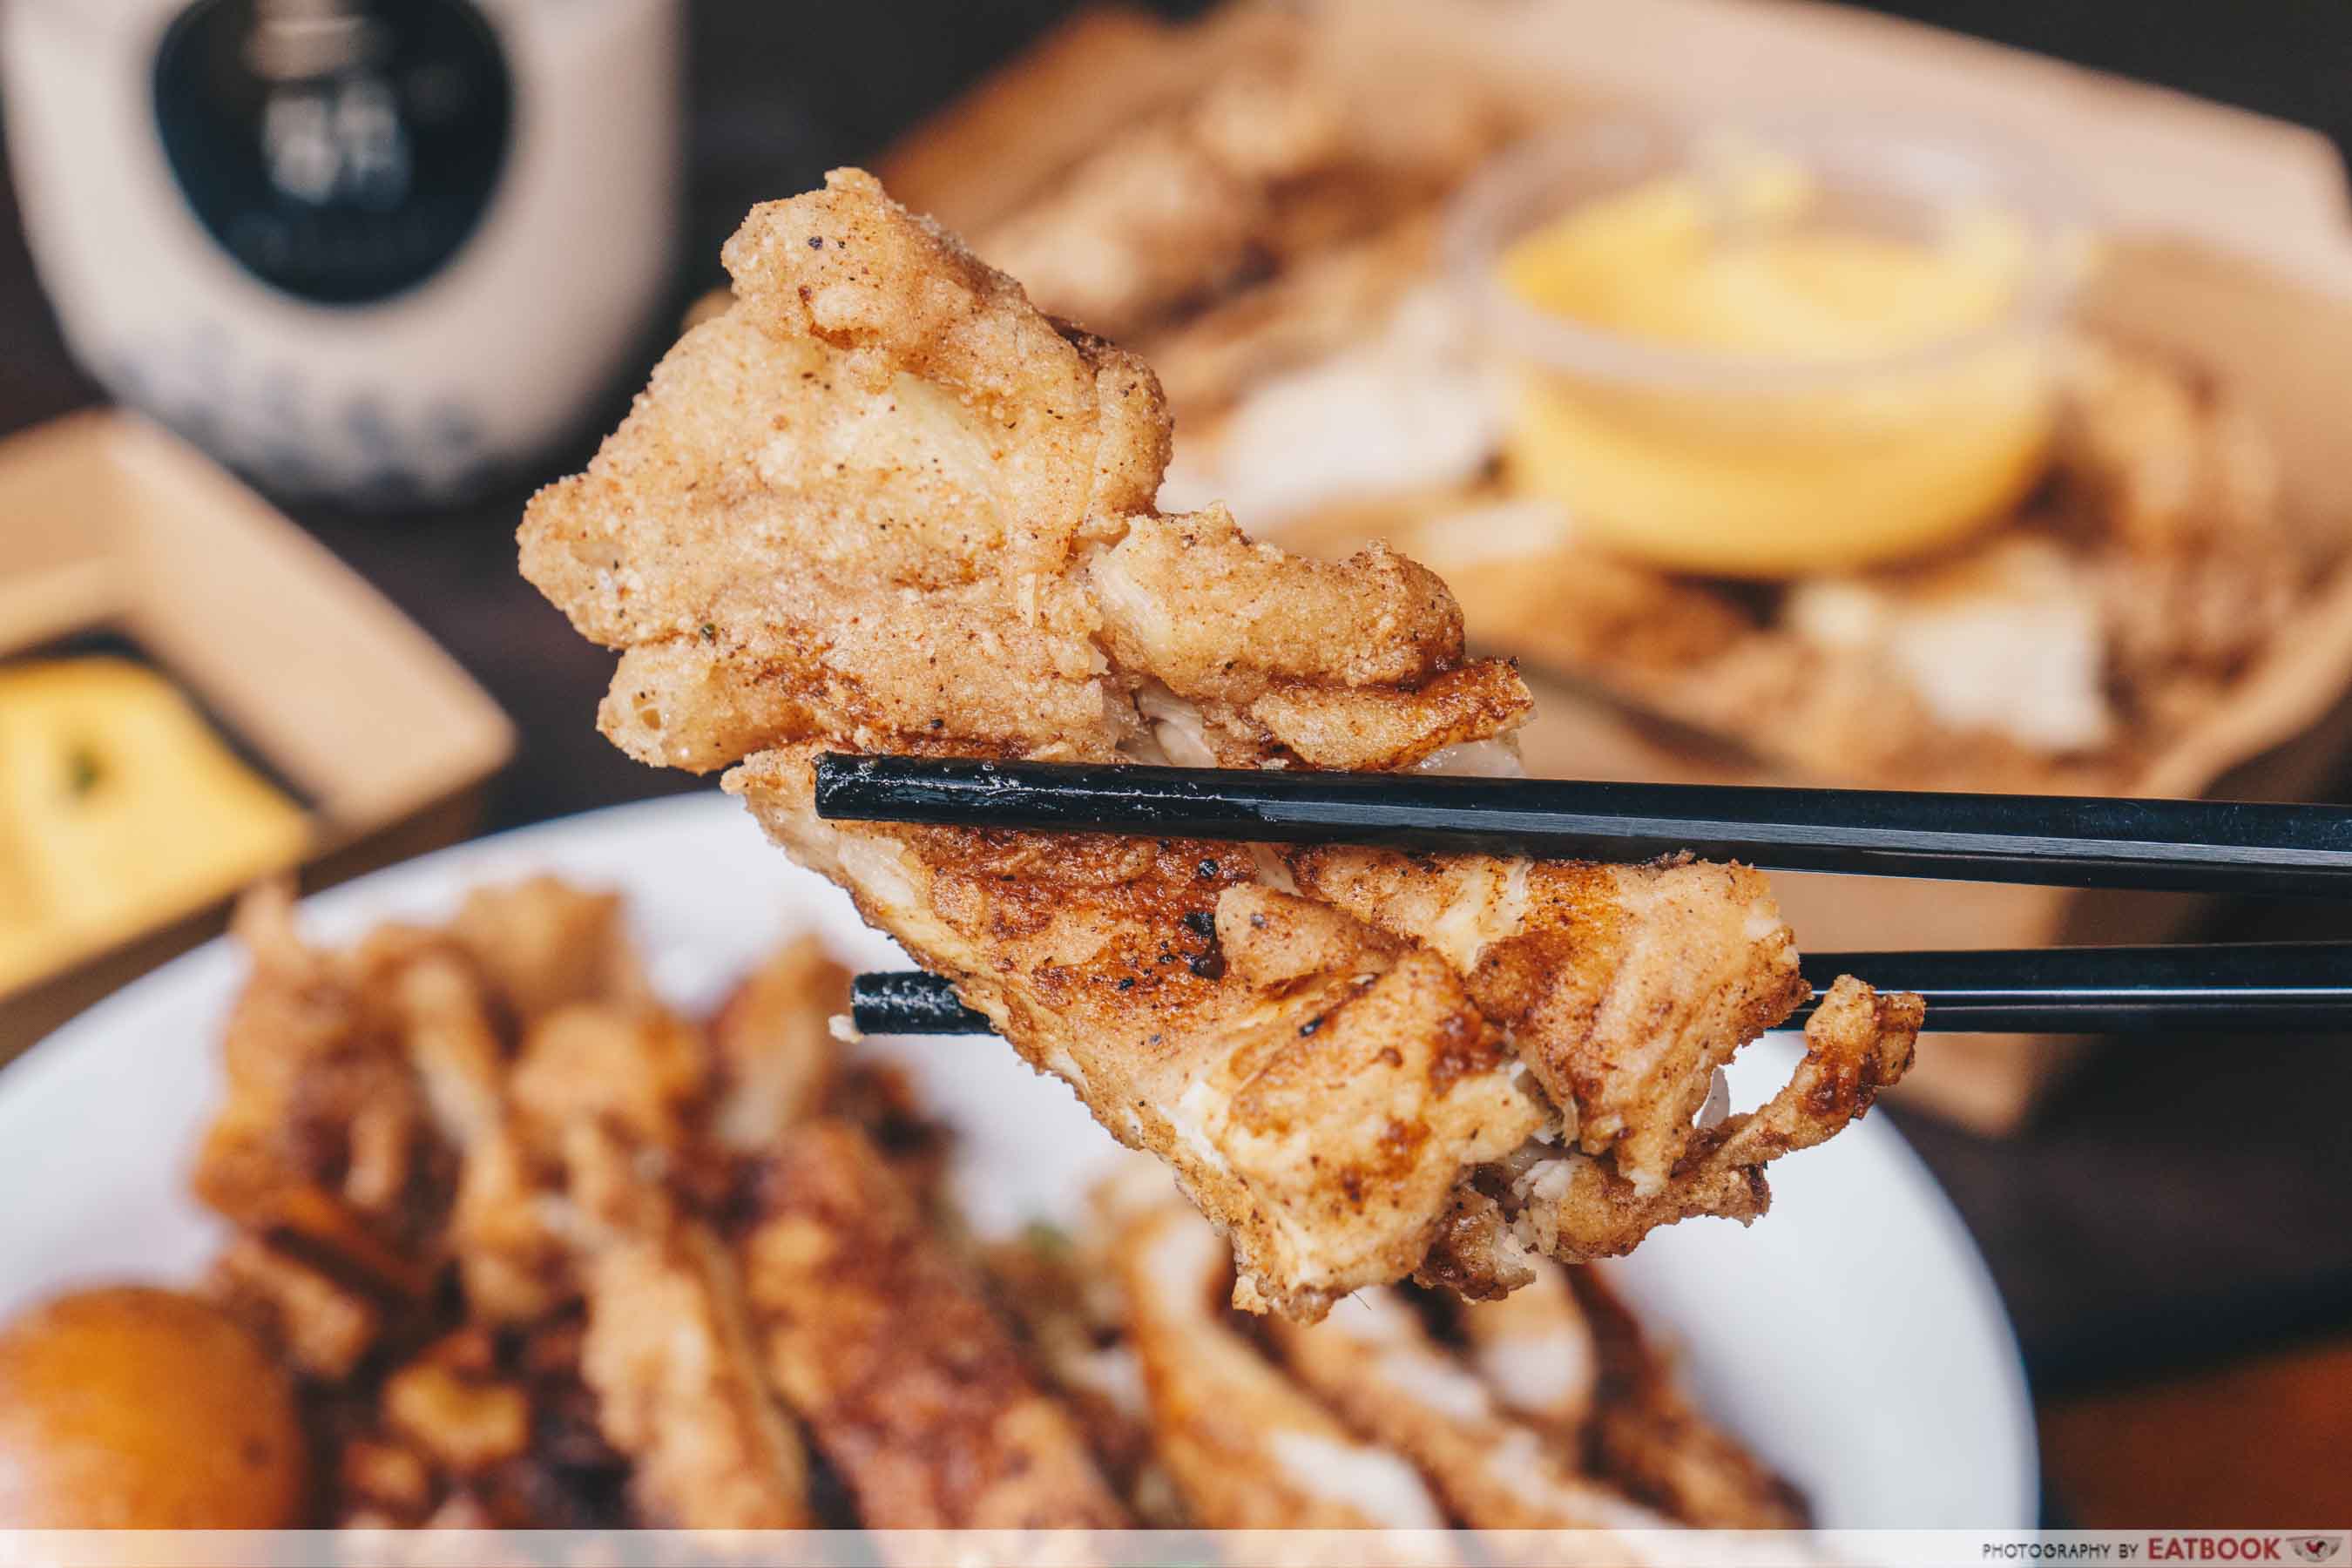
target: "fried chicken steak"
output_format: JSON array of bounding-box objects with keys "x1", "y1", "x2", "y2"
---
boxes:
[{"x1": 519, "y1": 169, "x2": 1922, "y2": 1320}]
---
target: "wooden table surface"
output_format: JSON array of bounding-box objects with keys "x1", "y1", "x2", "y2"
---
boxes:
[{"x1": 2, "y1": 0, "x2": 2346, "y2": 1528}]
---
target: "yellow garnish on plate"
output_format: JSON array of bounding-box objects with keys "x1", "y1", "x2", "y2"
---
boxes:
[{"x1": 0, "y1": 658, "x2": 309, "y2": 997}]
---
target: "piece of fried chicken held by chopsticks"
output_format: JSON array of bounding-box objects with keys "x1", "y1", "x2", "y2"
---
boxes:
[
  {"x1": 733, "y1": 747, "x2": 1547, "y2": 1320},
  {"x1": 518, "y1": 167, "x2": 1921, "y2": 1321}
]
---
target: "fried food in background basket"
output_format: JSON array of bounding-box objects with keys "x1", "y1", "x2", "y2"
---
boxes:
[
  {"x1": 0, "y1": 876, "x2": 1812, "y2": 1532},
  {"x1": 942, "y1": 6, "x2": 2328, "y2": 798}
]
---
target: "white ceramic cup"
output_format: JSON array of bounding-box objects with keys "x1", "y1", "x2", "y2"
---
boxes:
[{"x1": 3, "y1": 0, "x2": 682, "y2": 504}]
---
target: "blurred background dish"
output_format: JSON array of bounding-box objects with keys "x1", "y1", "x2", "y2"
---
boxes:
[{"x1": 0, "y1": 0, "x2": 2348, "y2": 1532}]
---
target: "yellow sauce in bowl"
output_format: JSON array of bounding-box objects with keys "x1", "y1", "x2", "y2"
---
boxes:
[
  {"x1": 1496, "y1": 158, "x2": 2060, "y2": 577},
  {"x1": 0, "y1": 659, "x2": 309, "y2": 996}
]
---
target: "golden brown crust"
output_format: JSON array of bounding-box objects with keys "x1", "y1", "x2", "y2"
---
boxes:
[
  {"x1": 1249, "y1": 660, "x2": 1536, "y2": 772},
  {"x1": 565, "y1": 1119, "x2": 814, "y2": 1530},
  {"x1": 976, "y1": 1230, "x2": 1193, "y2": 1527},
  {"x1": 193, "y1": 888, "x2": 455, "y2": 1301},
  {"x1": 736, "y1": 1121, "x2": 1129, "y2": 1528},
  {"x1": 732, "y1": 744, "x2": 1545, "y2": 1318},
  {"x1": 706, "y1": 936, "x2": 849, "y2": 1154},
  {"x1": 1144, "y1": 212, "x2": 1446, "y2": 429},
  {"x1": 1480, "y1": 977, "x2": 1923, "y2": 1267},
  {"x1": 523, "y1": 172, "x2": 1165, "y2": 769},
  {"x1": 1409, "y1": 1186, "x2": 1537, "y2": 1301},
  {"x1": 1100, "y1": 1175, "x2": 1448, "y2": 1531},
  {"x1": 1269, "y1": 1286, "x2": 1675, "y2": 1533},
  {"x1": 976, "y1": 57, "x2": 1346, "y2": 341},
  {"x1": 1088, "y1": 507, "x2": 1469, "y2": 699},
  {"x1": 430, "y1": 1315, "x2": 651, "y2": 1529},
  {"x1": 972, "y1": 25, "x2": 1515, "y2": 351},
  {"x1": 172, "y1": 863, "x2": 1832, "y2": 1531},
  {"x1": 1294, "y1": 851, "x2": 1808, "y2": 1193},
  {"x1": 206, "y1": 1234, "x2": 383, "y2": 1382},
  {"x1": 447, "y1": 876, "x2": 651, "y2": 1024},
  {"x1": 524, "y1": 169, "x2": 1915, "y2": 1317}
]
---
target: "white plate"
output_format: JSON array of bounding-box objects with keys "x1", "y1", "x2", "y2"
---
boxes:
[{"x1": 0, "y1": 793, "x2": 2037, "y2": 1528}]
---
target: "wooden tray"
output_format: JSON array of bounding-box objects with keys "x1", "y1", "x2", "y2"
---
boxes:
[{"x1": 0, "y1": 411, "x2": 514, "y2": 1056}]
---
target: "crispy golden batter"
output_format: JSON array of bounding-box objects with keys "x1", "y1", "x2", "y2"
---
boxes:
[
  {"x1": 523, "y1": 173, "x2": 1166, "y2": 771},
  {"x1": 382, "y1": 1330, "x2": 533, "y2": 1477},
  {"x1": 1393, "y1": 496, "x2": 1761, "y2": 678},
  {"x1": 566, "y1": 1121, "x2": 814, "y2": 1530},
  {"x1": 1467, "y1": 977, "x2": 1922, "y2": 1269},
  {"x1": 706, "y1": 936, "x2": 848, "y2": 1154},
  {"x1": 1270, "y1": 1287, "x2": 1677, "y2": 1536},
  {"x1": 193, "y1": 888, "x2": 456, "y2": 1301},
  {"x1": 1089, "y1": 506, "x2": 1535, "y2": 769},
  {"x1": 736, "y1": 754, "x2": 1544, "y2": 1318},
  {"x1": 206, "y1": 1234, "x2": 382, "y2": 1382},
  {"x1": 2053, "y1": 336, "x2": 2302, "y2": 721},
  {"x1": 2056, "y1": 336, "x2": 2284, "y2": 562},
  {"x1": 192, "y1": 880, "x2": 665, "y2": 1331},
  {"x1": 442, "y1": 999, "x2": 719, "y2": 1331},
  {"x1": 737, "y1": 1120, "x2": 1128, "y2": 1528},
  {"x1": 1410, "y1": 1187, "x2": 1538, "y2": 1301},
  {"x1": 1292, "y1": 851, "x2": 1806, "y2": 1194},
  {"x1": 1146, "y1": 213, "x2": 1444, "y2": 429},
  {"x1": 195, "y1": 882, "x2": 829, "y2": 1530},
  {"x1": 1398, "y1": 504, "x2": 2099, "y2": 794},
  {"x1": 185, "y1": 869, "x2": 1823, "y2": 1532},
  {"x1": 511, "y1": 1003, "x2": 706, "y2": 1160},
  {"x1": 971, "y1": 21, "x2": 1510, "y2": 350},
  {"x1": 977, "y1": 59, "x2": 1345, "y2": 341},
  {"x1": 521, "y1": 170, "x2": 1916, "y2": 1318},
  {"x1": 446, "y1": 876, "x2": 651, "y2": 1024},
  {"x1": 1101, "y1": 1173, "x2": 1449, "y2": 1531},
  {"x1": 446, "y1": 1117, "x2": 570, "y2": 1327},
  {"x1": 330, "y1": 1315, "x2": 633, "y2": 1530}
]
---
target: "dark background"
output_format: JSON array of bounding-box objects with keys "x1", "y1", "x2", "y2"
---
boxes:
[{"x1": 3, "y1": 0, "x2": 2349, "y2": 1416}]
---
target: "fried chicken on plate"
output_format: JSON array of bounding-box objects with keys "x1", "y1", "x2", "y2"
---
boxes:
[{"x1": 519, "y1": 170, "x2": 1921, "y2": 1320}]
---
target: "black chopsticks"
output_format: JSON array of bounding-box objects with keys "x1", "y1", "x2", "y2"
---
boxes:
[
  {"x1": 813, "y1": 754, "x2": 2352, "y2": 897},
  {"x1": 815, "y1": 754, "x2": 2352, "y2": 1035},
  {"x1": 848, "y1": 944, "x2": 2352, "y2": 1037}
]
